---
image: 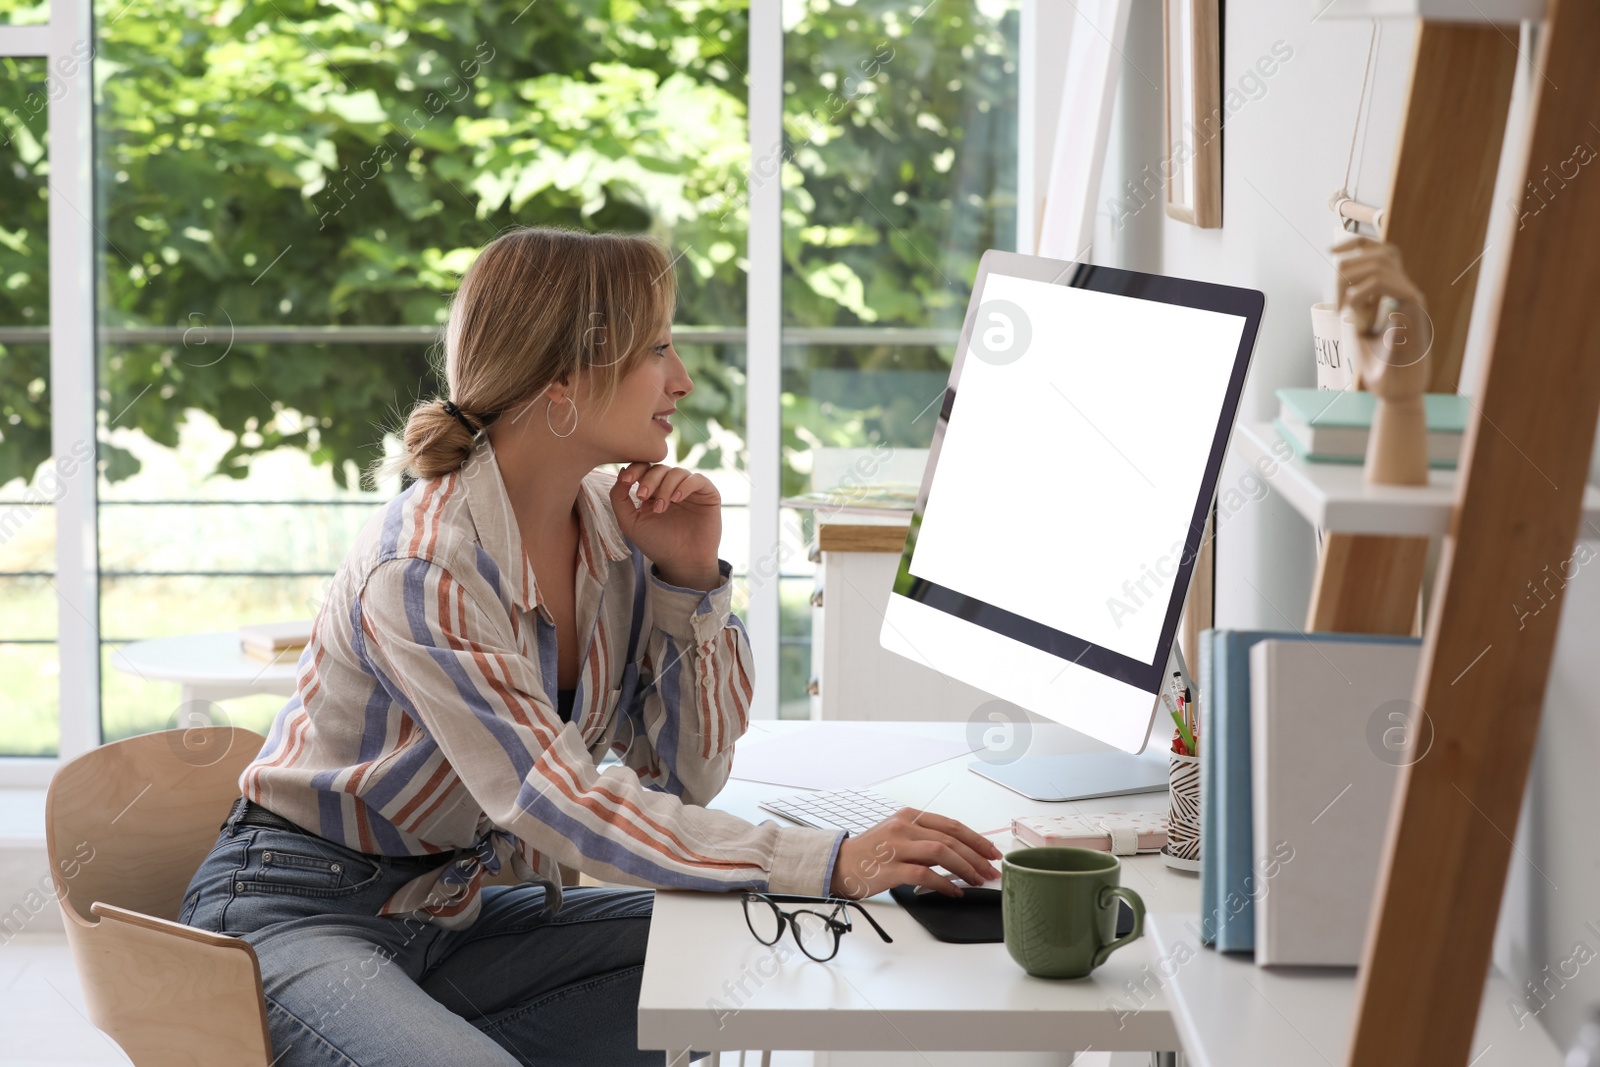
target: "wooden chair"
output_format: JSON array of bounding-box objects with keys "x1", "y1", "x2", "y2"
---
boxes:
[
  {"x1": 45, "y1": 724, "x2": 592, "y2": 1065},
  {"x1": 45, "y1": 726, "x2": 275, "y2": 1067}
]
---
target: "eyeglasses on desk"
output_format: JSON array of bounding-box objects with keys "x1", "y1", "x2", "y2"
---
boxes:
[{"x1": 740, "y1": 892, "x2": 894, "y2": 962}]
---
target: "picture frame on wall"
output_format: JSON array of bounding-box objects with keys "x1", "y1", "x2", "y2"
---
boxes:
[{"x1": 1163, "y1": 0, "x2": 1222, "y2": 228}]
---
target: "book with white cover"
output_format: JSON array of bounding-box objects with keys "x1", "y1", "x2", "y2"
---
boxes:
[
  {"x1": 1250, "y1": 639, "x2": 1421, "y2": 967},
  {"x1": 239, "y1": 620, "x2": 314, "y2": 661}
]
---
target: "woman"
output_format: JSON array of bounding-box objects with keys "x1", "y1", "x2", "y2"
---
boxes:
[{"x1": 179, "y1": 226, "x2": 1001, "y2": 1066}]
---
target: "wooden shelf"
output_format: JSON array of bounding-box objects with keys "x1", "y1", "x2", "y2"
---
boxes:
[
  {"x1": 1147, "y1": 914, "x2": 1563, "y2": 1067},
  {"x1": 1233, "y1": 421, "x2": 1600, "y2": 538}
]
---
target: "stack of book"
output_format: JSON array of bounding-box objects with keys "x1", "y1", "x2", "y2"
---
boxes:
[
  {"x1": 1197, "y1": 628, "x2": 1420, "y2": 960},
  {"x1": 1273, "y1": 387, "x2": 1470, "y2": 467},
  {"x1": 239, "y1": 621, "x2": 313, "y2": 663},
  {"x1": 780, "y1": 483, "x2": 918, "y2": 517}
]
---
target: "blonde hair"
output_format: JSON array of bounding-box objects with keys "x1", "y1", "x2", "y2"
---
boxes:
[{"x1": 387, "y1": 226, "x2": 678, "y2": 481}]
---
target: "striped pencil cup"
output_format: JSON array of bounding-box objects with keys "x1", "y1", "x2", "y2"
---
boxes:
[{"x1": 1162, "y1": 750, "x2": 1202, "y2": 871}]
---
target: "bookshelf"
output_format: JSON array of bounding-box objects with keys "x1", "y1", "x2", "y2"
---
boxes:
[
  {"x1": 1147, "y1": 914, "x2": 1561, "y2": 1067},
  {"x1": 1185, "y1": 3, "x2": 1600, "y2": 1064},
  {"x1": 1232, "y1": 422, "x2": 1600, "y2": 538}
]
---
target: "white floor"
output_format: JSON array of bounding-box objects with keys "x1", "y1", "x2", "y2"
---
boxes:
[{"x1": 0, "y1": 935, "x2": 133, "y2": 1066}]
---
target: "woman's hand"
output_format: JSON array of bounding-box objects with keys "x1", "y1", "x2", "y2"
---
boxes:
[
  {"x1": 828, "y1": 808, "x2": 1003, "y2": 899},
  {"x1": 609, "y1": 462, "x2": 723, "y2": 590}
]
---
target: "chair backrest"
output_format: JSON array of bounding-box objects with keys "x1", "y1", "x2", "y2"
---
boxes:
[{"x1": 46, "y1": 727, "x2": 266, "y2": 923}]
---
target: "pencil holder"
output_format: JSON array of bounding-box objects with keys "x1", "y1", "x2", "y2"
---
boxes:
[{"x1": 1162, "y1": 750, "x2": 1202, "y2": 871}]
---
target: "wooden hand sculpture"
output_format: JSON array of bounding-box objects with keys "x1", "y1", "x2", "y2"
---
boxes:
[{"x1": 1332, "y1": 235, "x2": 1434, "y2": 486}]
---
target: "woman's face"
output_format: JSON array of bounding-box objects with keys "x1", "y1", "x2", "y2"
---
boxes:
[{"x1": 577, "y1": 328, "x2": 692, "y2": 464}]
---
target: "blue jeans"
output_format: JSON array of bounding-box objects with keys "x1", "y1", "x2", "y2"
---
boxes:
[{"x1": 180, "y1": 803, "x2": 669, "y2": 1066}]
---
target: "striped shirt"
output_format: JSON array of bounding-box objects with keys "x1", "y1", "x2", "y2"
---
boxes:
[{"x1": 241, "y1": 435, "x2": 845, "y2": 929}]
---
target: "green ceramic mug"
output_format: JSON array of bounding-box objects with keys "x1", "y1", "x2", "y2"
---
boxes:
[{"x1": 1001, "y1": 846, "x2": 1146, "y2": 979}]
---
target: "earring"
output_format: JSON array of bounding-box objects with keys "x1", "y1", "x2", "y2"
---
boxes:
[{"x1": 546, "y1": 395, "x2": 579, "y2": 438}]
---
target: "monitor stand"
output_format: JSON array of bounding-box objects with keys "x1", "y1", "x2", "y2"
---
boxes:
[{"x1": 969, "y1": 752, "x2": 1169, "y2": 802}]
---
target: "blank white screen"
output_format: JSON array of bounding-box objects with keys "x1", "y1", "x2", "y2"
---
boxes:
[{"x1": 909, "y1": 273, "x2": 1246, "y2": 664}]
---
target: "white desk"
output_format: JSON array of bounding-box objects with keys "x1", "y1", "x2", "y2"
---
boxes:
[
  {"x1": 637, "y1": 720, "x2": 1191, "y2": 1063},
  {"x1": 110, "y1": 631, "x2": 299, "y2": 708}
]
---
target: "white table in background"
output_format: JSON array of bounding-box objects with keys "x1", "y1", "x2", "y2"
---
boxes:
[
  {"x1": 637, "y1": 720, "x2": 1192, "y2": 1064},
  {"x1": 110, "y1": 630, "x2": 299, "y2": 710}
]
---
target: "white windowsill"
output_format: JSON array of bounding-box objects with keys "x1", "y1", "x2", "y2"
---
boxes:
[{"x1": 0, "y1": 788, "x2": 48, "y2": 849}]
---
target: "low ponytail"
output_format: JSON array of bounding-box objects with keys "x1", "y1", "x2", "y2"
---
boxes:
[{"x1": 398, "y1": 399, "x2": 485, "y2": 481}]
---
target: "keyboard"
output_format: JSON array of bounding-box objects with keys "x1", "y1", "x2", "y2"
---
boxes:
[{"x1": 758, "y1": 788, "x2": 904, "y2": 836}]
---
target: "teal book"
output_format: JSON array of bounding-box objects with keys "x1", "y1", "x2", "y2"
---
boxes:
[
  {"x1": 1197, "y1": 627, "x2": 1219, "y2": 945},
  {"x1": 1204, "y1": 629, "x2": 1422, "y2": 955},
  {"x1": 1274, "y1": 387, "x2": 1471, "y2": 468}
]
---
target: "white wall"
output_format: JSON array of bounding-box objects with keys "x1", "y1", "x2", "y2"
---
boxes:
[
  {"x1": 1046, "y1": 3, "x2": 1419, "y2": 636},
  {"x1": 1092, "y1": 5, "x2": 1600, "y2": 1055},
  {"x1": 1153, "y1": 10, "x2": 1415, "y2": 633}
]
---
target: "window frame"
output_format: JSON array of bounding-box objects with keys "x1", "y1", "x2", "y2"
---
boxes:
[{"x1": 0, "y1": 1, "x2": 97, "y2": 785}]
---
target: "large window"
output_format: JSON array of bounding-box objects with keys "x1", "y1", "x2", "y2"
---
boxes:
[
  {"x1": 0, "y1": 0, "x2": 1019, "y2": 765},
  {"x1": 776, "y1": 0, "x2": 1018, "y2": 714},
  {"x1": 88, "y1": 0, "x2": 755, "y2": 742}
]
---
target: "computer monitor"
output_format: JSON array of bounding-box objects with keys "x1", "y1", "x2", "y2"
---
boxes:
[{"x1": 881, "y1": 250, "x2": 1264, "y2": 760}]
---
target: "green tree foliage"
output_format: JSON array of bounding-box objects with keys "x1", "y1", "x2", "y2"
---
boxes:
[
  {"x1": 0, "y1": 53, "x2": 50, "y2": 486},
  {"x1": 0, "y1": 0, "x2": 1015, "y2": 491},
  {"x1": 778, "y1": 0, "x2": 1016, "y2": 493}
]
